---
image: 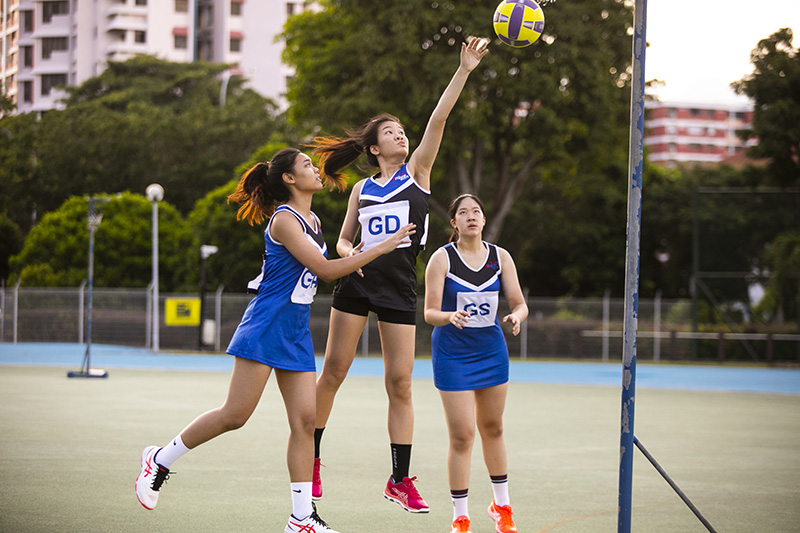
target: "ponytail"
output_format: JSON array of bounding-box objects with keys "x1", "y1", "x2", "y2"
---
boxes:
[
  {"x1": 227, "y1": 148, "x2": 299, "y2": 225},
  {"x1": 310, "y1": 113, "x2": 402, "y2": 185}
]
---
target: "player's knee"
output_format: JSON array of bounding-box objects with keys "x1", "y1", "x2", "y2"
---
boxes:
[
  {"x1": 479, "y1": 419, "x2": 504, "y2": 440},
  {"x1": 450, "y1": 429, "x2": 475, "y2": 453},
  {"x1": 385, "y1": 374, "x2": 412, "y2": 402}
]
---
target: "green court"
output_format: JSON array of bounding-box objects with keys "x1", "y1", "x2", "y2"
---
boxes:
[{"x1": 1, "y1": 363, "x2": 798, "y2": 532}]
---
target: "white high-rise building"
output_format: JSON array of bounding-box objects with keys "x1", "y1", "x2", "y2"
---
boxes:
[{"x1": 0, "y1": 0, "x2": 311, "y2": 114}]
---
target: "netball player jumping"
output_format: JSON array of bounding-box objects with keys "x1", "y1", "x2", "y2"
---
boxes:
[
  {"x1": 134, "y1": 148, "x2": 414, "y2": 533},
  {"x1": 308, "y1": 37, "x2": 489, "y2": 513}
]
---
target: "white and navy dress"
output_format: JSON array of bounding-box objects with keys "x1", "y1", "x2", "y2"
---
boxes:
[
  {"x1": 333, "y1": 163, "x2": 430, "y2": 312},
  {"x1": 431, "y1": 242, "x2": 509, "y2": 391},
  {"x1": 227, "y1": 205, "x2": 326, "y2": 372}
]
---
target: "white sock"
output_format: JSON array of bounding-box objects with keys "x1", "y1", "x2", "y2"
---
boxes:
[
  {"x1": 291, "y1": 482, "x2": 313, "y2": 519},
  {"x1": 491, "y1": 476, "x2": 510, "y2": 507},
  {"x1": 154, "y1": 434, "x2": 190, "y2": 469},
  {"x1": 452, "y1": 490, "x2": 469, "y2": 520}
]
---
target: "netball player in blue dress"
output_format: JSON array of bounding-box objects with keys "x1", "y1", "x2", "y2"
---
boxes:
[
  {"x1": 134, "y1": 148, "x2": 414, "y2": 533},
  {"x1": 424, "y1": 194, "x2": 528, "y2": 533},
  {"x1": 308, "y1": 37, "x2": 489, "y2": 512}
]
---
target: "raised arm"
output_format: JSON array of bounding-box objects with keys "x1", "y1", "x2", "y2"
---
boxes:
[
  {"x1": 408, "y1": 37, "x2": 489, "y2": 190},
  {"x1": 498, "y1": 247, "x2": 528, "y2": 336},
  {"x1": 271, "y1": 210, "x2": 414, "y2": 283},
  {"x1": 336, "y1": 179, "x2": 365, "y2": 258}
]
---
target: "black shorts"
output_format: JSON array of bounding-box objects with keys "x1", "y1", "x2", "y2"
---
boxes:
[{"x1": 331, "y1": 295, "x2": 416, "y2": 325}]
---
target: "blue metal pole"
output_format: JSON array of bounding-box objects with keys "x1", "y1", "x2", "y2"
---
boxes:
[{"x1": 618, "y1": 0, "x2": 647, "y2": 531}]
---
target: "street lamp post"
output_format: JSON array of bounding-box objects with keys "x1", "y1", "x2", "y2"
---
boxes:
[
  {"x1": 68, "y1": 196, "x2": 109, "y2": 378},
  {"x1": 146, "y1": 184, "x2": 164, "y2": 353},
  {"x1": 198, "y1": 244, "x2": 219, "y2": 350}
]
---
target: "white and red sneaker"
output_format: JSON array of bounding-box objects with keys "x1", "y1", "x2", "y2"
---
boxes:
[
  {"x1": 383, "y1": 476, "x2": 430, "y2": 513},
  {"x1": 135, "y1": 446, "x2": 171, "y2": 510},
  {"x1": 312, "y1": 458, "x2": 323, "y2": 500},
  {"x1": 285, "y1": 503, "x2": 340, "y2": 533},
  {"x1": 488, "y1": 501, "x2": 518, "y2": 533}
]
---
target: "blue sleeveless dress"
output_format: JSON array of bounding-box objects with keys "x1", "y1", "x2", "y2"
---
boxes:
[
  {"x1": 431, "y1": 242, "x2": 509, "y2": 391},
  {"x1": 227, "y1": 205, "x2": 327, "y2": 372}
]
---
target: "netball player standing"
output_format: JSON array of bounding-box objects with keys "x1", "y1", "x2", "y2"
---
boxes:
[
  {"x1": 134, "y1": 148, "x2": 414, "y2": 533},
  {"x1": 424, "y1": 194, "x2": 528, "y2": 533},
  {"x1": 308, "y1": 37, "x2": 489, "y2": 513}
]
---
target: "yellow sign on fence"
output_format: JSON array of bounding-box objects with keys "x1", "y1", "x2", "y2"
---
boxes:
[{"x1": 165, "y1": 298, "x2": 201, "y2": 326}]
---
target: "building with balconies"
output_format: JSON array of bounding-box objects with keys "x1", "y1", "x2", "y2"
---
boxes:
[
  {"x1": 644, "y1": 100, "x2": 758, "y2": 167},
  {"x1": 1, "y1": 0, "x2": 311, "y2": 114}
]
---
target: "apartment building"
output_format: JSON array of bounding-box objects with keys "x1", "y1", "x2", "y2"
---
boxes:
[
  {"x1": 644, "y1": 100, "x2": 757, "y2": 167},
  {"x1": 0, "y1": 0, "x2": 310, "y2": 113}
]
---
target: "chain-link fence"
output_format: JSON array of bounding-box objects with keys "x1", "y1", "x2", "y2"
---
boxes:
[{"x1": 1, "y1": 286, "x2": 797, "y2": 362}]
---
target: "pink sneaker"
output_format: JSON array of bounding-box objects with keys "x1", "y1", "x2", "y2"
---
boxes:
[
  {"x1": 383, "y1": 476, "x2": 430, "y2": 513},
  {"x1": 312, "y1": 458, "x2": 323, "y2": 500}
]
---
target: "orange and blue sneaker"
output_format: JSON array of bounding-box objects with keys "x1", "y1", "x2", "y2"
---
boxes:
[
  {"x1": 488, "y1": 501, "x2": 518, "y2": 533},
  {"x1": 383, "y1": 476, "x2": 430, "y2": 513},
  {"x1": 312, "y1": 458, "x2": 323, "y2": 500},
  {"x1": 451, "y1": 515, "x2": 472, "y2": 533}
]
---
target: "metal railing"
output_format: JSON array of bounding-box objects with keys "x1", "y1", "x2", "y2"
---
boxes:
[{"x1": 1, "y1": 285, "x2": 798, "y2": 362}]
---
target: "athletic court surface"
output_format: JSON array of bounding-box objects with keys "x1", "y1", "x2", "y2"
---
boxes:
[{"x1": 1, "y1": 343, "x2": 799, "y2": 532}]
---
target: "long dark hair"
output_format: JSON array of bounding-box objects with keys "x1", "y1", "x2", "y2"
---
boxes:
[
  {"x1": 227, "y1": 147, "x2": 300, "y2": 226},
  {"x1": 310, "y1": 113, "x2": 403, "y2": 184},
  {"x1": 448, "y1": 193, "x2": 486, "y2": 243}
]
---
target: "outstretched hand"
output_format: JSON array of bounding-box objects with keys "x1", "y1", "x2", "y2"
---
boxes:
[
  {"x1": 461, "y1": 36, "x2": 490, "y2": 72},
  {"x1": 376, "y1": 224, "x2": 416, "y2": 255}
]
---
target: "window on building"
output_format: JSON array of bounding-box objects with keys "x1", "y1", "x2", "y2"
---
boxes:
[
  {"x1": 689, "y1": 143, "x2": 701, "y2": 151},
  {"x1": 41, "y1": 73, "x2": 68, "y2": 96},
  {"x1": 174, "y1": 35, "x2": 187, "y2": 49},
  {"x1": 230, "y1": 38, "x2": 241, "y2": 52},
  {"x1": 198, "y1": 40, "x2": 213, "y2": 61},
  {"x1": 135, "y1": 0, "x2": 147, "y2": 5},
  {"x1": 22, "y1": 10, "x2": 34, "y2": 32},
  {"x1": 707, "y1": 127, "x2": 716, "y2": 136},
  {"x1": 668, "y1": 143, "x2": 676, "y2": 153},
  {"x1": 23, "y1": 46, "x2": 33, "y2": 67},
  {"x1": 688, "y1": 126, "x2": 704, "y2": 136},
  {"x1": 231, "y1": 2, "x2": 242, "y2": 16},
  {"x1": 706, "y1": 109, "x2": 715, "y2": 118},
  {"x1": 23, "y1": 80, "x2": 33, "y2": 103},
  {"x1": 42, "y1": 37, "x2": 68, "y2": 59},
  {"x1": 42, "y1": 1, "x2": 69, "y2": 24},
  {"x1": 175, "y1": 0, "x2": 188, "y2": 12},
  {"x1": 135, "y1": 31, "x2": 146, "y2": 43},
  {"x1": 735, "y1": 112, "x2": 747, "y2": 120},
  {"x1": 287, "y1": 2, "x2": 296, "y2": 16},
  {"x1": 666, "y1": 125, "x2": 677, "y2": 135},
  {"x1": 668, "y1": 107, "x2": 676, "y2": 118},
  {"x1": 690, "y1": 108, "x2": 701, "y2": 117}
]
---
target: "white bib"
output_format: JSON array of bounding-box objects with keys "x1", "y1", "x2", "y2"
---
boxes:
[
  {"x1": 358, "y1": 200, "x2": 410, "y2": 251},
  {"x1": 456, "y1": 291, "x2": 499, "y2": 328}
]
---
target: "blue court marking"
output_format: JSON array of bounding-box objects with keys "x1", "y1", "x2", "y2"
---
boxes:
[{"x1": 1, "y1": 343, "x2": 798, "y2": 395}]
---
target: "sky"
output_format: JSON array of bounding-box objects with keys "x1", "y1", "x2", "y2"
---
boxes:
[{"x1": 644, "y1": 0, "x2": 800, "y2": 106}]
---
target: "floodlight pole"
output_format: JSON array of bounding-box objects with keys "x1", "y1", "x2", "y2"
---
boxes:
[
  {"x1": 618, "y1": 0, "x2": 647, "y2": 530},
  {"x1": 146, "y1": 184, "x2": 164, "y2": 353}
]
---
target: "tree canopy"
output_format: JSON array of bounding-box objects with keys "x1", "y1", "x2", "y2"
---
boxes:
[
  {"x1": 283, "y1": 0, "x2": 635, "y2": 295},
  {"x1": 733, "y1": 28, "x2": 800, "y2": 187},
  {"x1": 0, "y1": 56, "x2": 285, "y2": 232}
]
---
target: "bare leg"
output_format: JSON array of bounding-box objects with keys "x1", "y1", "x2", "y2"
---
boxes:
[
  {"x1": 315, "y1": 308, "x2": 367, "y2": 428},
  {"x1": 180, "y1": 357, "x2": 272, "y2": 449},
  {"x1": 475, "y1": 384, "x2": 508, "y2": 476},
  {"x1": 439, "y1": 390, "x2": 476, "y2": 490},
  {"x1": 377, "y1": 322, "x2": 416, "y2": 444},
  {"x1": 275, "y1": 369, "x2": 318, "y2": 482}
]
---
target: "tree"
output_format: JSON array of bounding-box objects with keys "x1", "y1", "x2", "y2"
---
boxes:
[
  {"x1": 0, "y1": 212, "x2": 23, "y2": 282},
  {"x1": 9, "y1": 193, "x2": 198, "y2": 290},
  {"x1": 282, "y1": 0, "x2": 634, "y2": 295},
  {"x1": 0, "y1": 56, "x2": 287, "y2": 232},
  {"x1": 733, "y1": 28, "x2": 800, "y2": 187}
]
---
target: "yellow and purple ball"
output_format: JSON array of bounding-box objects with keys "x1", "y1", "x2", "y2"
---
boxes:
[{"x1": 493, "y1": 0, "x2": 545, "y2": 48}]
